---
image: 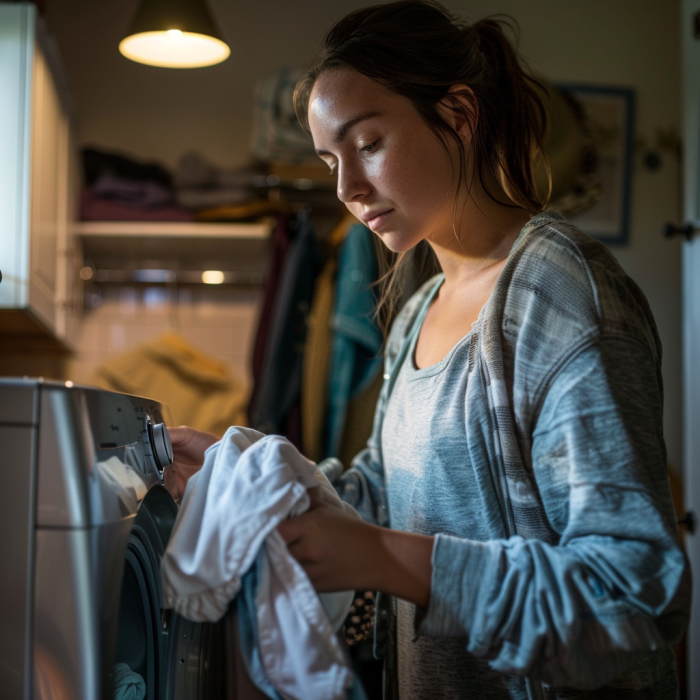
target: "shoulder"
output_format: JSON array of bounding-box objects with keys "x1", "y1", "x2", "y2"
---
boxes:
[{"x1": 495, "y1": 210, "x2": 660, "y2": 360}]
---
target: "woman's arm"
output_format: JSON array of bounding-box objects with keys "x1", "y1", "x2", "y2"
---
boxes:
[{"x1": 416, "y1": 335, "x2": 690, "y2": 688}]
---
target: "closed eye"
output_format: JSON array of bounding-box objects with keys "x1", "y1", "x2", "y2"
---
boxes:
[{"x1": 360, "y1": 140, "x2": 379, "y2": 154}]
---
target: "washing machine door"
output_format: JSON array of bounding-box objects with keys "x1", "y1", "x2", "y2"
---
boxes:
[{"x1": 116, "y1": 484, "x2": 227, "y2": 700}]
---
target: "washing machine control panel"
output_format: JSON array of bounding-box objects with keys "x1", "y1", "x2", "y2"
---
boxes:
[{"x1": 79, "y1": 387, "x2": 175, "y2": 513}]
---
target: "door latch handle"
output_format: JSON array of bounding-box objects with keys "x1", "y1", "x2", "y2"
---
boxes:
[
  {"x1": 663, "y1": 223, "x2": 696, "y2": 242},
  {"x1": 678, "y1": 510, "x2": 697, "y2": 535}
]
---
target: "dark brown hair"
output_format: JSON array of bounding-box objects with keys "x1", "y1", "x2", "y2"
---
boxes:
[{"x1": 294, "y1": 0, "x2": 549, "y2": 331}]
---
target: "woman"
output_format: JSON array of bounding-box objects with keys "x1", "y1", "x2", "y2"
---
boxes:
[{"x1": 168, "y1": 2, "x2": 690, "y2": 698}]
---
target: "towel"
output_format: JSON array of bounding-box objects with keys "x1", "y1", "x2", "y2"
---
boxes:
[
  {"x1": 114, "y1": 663, "x2": 146, "y2": 700},
  {"x1": 161, "y1": 427, "x2": 357, "y2": 700}
]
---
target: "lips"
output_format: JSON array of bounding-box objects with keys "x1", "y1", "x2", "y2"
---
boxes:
[{"x1": 362, "y1": 208, "x2": 394, "y2": 230}]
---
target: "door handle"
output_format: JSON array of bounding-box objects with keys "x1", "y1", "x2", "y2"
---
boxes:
[
  {"x1": 663, "y1": 223, "x2": 696, "y2": 241},
  {"x1": 678, "y1": 510, "x2": 697, "y2": 535}
]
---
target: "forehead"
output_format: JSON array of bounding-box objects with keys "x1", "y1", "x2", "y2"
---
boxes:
[{"x1": 308, "y1": 69, "x2": 399, "y2": 137}]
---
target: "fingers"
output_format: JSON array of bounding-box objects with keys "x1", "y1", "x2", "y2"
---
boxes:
[
  {"x1": 285, "y1": 529, "x2": 323, "y2": 566},
  {"x1": 167, "y1": 427, "x2": 218, "y2": 481},
  {"x1": 167, "y1": 426, "x2": 195, "y2": 449},
  {"x1": 276, "y1": 515, "x2": 306, "y2": 546},
  {"x1": 306, "y1": 488, "x2": 325, "y2": 509},
  {"x1": 168, "y1": 425, "x2": 211, "y2": 446},
  {"x1": 168, "y1": 426, "x2": 219, "y2": 449},
  {"x1": 163, "y1": 464, "x2": 181, "y2": 501}
]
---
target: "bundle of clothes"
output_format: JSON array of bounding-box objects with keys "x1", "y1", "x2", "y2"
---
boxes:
[
  {"x1": 80, "y1": 146, "x2": 289, "y2": 223},
  {"x1": 161, "y1": 425, "x2": 367, "y2": 700},
  {"x1": 80, "y1": 145, "x2": 341, "y2": 223},
  {"x1": 81, "y1": 146, "x2": 194, "y2": 222}
]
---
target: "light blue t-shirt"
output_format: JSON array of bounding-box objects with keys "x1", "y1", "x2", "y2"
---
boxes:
[
  {"x1": 382, "y1": 307, "x2": 482, "y2": 540},
  {"x1": 382, "y1": 304, "x2": 508, "y2": 698}
]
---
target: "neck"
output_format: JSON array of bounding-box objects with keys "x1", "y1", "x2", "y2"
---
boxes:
[{"x1": 427, "y1": 183, "x2": 532, "y2": 287}]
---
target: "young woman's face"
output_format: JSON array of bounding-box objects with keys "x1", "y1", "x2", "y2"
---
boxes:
[{"x1": 308, "y1": 68, "x2": 458, "y2": 253}]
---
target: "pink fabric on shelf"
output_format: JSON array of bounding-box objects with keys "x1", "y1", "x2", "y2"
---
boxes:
[
  {"x1": 92, "y1": 172, "x2": 173, "y2": 208},
  {"x1": 80, "y1": 189, "x2": 195, "y2": 222}
]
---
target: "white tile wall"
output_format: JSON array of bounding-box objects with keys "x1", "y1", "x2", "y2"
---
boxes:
[{"x1": 67, "y1": 286, "x2": 262, "y2": 389}]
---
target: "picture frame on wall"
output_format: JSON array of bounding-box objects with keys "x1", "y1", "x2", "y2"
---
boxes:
[{"x1": 555, "y1": 84, "x2": 636, "y2": 245}]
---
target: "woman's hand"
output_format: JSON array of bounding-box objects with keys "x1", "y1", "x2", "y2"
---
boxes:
[
  {"x1": 164, "y1": 426, "x2": 219, "y2": 501},
  {"x1": 277, "y1": 491, "x2": 435, "y2": 607}
]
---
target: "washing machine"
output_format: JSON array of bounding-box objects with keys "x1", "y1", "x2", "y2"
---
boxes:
[{"x1": 0, "y1": 377, "x2": 245, "y2": 700}]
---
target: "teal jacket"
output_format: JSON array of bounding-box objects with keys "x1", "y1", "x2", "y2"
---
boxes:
[{"x1": 326, "y1": 223, "x2": 383, "y2": 459}]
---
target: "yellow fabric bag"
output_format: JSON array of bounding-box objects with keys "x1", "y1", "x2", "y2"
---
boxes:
[{"x1": 91, "y1": 332, "x2": 248, "y2": 436}]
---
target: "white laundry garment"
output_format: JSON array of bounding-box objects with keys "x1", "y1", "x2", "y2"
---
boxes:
[{"x1": 161, "y1": 426, "x2": 357, "y2": 700}]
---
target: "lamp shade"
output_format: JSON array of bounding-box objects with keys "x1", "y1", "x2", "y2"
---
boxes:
[{"x1": 119, "y1": 0, "x2": 230, "y2": 68}]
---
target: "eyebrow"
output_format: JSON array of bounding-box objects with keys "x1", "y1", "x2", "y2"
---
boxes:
[{"x1": 315, "y1": 111, "x2": 382, "y2": 156}]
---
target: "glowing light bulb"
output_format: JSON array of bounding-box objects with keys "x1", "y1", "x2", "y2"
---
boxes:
[
  {"x1": 119, "y1": 30, "x2": 230, "y2": 68},
  {"x1": 202, "y1": 270, "x2": 225, "y2": 285}
]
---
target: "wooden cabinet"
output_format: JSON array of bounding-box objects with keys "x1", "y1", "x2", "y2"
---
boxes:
[{"x1": 0, "y1": 3, "x2": 79, "y2": 349}]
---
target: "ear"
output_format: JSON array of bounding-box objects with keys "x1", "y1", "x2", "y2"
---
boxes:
[{"x1": 438, "y1": 84, "x2": 478, "y2": 142}]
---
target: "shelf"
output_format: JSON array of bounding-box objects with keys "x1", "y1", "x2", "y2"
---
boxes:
[
  {"x1": 74, "y1": 220, "x2": 272, "y2": 239},
  {"x1": 77, "y1": 220, "x2": 273, "y2": 284},
  {"x1": 89, "y1": 268, "x2": 265, "y2": 287}
]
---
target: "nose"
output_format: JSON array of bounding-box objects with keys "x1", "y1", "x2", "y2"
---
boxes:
[{"x1": 336, "y1": 160, "x2": 371, "y2": 203}]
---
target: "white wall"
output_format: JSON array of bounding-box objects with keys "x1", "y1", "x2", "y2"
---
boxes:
[{"x1": 45, "y1": 0, "x2": 684, "y2": 471}]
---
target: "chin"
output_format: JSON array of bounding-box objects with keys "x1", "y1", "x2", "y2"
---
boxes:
[{"x1": 377, "y1": 232, "x2": 422, "y2": 255}]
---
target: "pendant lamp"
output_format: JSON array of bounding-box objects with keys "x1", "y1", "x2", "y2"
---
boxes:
[{"x1": 119, "y1": 0, "x2": 230, "y2": 68}]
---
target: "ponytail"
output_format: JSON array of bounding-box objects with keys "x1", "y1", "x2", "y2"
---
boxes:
[
  {"x1": 295, "y1": 1, "x2": 550, "y2": 332},
  {"x1": 469, "y1": 18, "x2": 550, "y2": 212}
]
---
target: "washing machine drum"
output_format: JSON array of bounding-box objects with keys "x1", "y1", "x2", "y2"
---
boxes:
[{"x1": 116, "y1": 485, "x2": 226, "y2": 700}]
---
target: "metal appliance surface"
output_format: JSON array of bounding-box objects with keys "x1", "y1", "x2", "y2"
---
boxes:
[{"x1": 0, "y1": 378, "x2": 227, "y2": 700}]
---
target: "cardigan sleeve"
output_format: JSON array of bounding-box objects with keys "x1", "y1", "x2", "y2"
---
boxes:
[
  {"x1": 417, "y1": 334, "x2": 691, "y2": 689},
  {"x1": 328, "y1": 443, "x2": 389, "y2": 527}
]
